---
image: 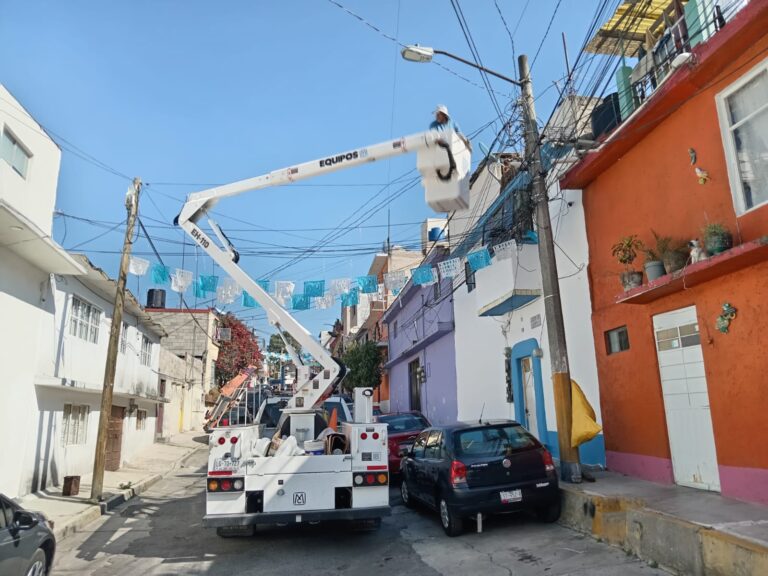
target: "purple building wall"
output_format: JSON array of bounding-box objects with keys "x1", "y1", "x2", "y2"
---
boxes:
[{"x1": 383, "y1": 257, "x2": 458, "y2": 426}]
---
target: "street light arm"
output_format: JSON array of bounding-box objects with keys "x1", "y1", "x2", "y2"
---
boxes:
[{"x1": 432, "y1": 49, "x2": 522, "y2": 87}]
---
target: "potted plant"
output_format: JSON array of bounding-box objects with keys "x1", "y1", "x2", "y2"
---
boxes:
[
  {"x1": 648, "y1": 230, "x2": 688, "y2": 275},
  {"x1": 703, "y1": 222, "x2": 733, "y2": 255},
  {"x1": 642, "y1": 233, "x2": 666, "y2": 282},
  {"x1": 611, "y1": 235, "x2": 644, "y2": 291}
]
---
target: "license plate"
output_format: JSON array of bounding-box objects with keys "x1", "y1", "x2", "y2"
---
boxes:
[
  {"x1": 500, "y1": 489, "x2": 522, "y2": 503},
  {"x1": 213, "y1": 458, "x2": 240, "y2": 471}
]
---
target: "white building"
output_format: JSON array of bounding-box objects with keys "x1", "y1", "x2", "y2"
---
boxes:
[
  {"x1": 0, "y1": 85, "x2": 87, "y2": 498},
  {"x1": 449, "y1": 143, "x2": 605, "y2": 466},
  {"x1": 29, "y1": 254, "x2": 167, "y2": 495}
]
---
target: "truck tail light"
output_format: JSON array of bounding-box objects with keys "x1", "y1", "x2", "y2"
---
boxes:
[
  {"x1": 372, "y1": 432, "x2": 380, "y2": 440},
  {"x1": 207, "y1": 477, "x2": 244, "y2": 492},
  {"x1": 360, "y1": 432, "x2": 368, "y2": 440},
  {"x1": 217, "y1": 437, "x2": 226, "y2": 445},
  {"x1": 230, "y1": 436, "x2": 239, "y2": 444},
  {"x1": 542, "y1": 449, "x2": 556, "y2": 473},
  {"x1": 450, "y1": 460, "x2": 467, "y2": 487},
  {"x1": 353, "y1": 472, "x2": 388, "y2": 486}
]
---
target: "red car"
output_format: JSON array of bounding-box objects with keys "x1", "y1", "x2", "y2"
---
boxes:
[{"x1": 376, "y1": 411, "x2": 431, "y2": 474}]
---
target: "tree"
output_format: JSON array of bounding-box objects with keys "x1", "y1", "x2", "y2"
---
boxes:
[
  {"x1": 215, "y1": 313, "x2": 263, "y2": 386},
  {"x1": 341, "y1": 341, "x2": 382, "y2": 392},
  {"x1": 267, "y1": 332, "x2": 302, "y2": 356}
]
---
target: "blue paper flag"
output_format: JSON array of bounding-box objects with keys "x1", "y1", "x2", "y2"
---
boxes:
[
  {"x1": 357, "y1": 275, "x2": 378, "y2": 293},
  {"x1": 467, "y1": 247, "x2": 492, "y2": 272},
  {"x1": 200, "y1": 275, "x2": 219, "y2": 293},
  {"x1": 256, "y1": 279, "x2": 270, "y2": 293},
  {"x1": 304, "y1": 280, "x2": 325, "y2": 297},
  {"x1": 151, "y1": 263, "x2": 170, "y2": 284},
  {"x1": 292, "y1": 294, "x2": 310, "y2": 310},
  {"x1": 193, "y1": 277, "x2": 206, "y2": 299},
  {"x1": 411, "y1": 265, "x2": 437, "y2": 286},
  {"x1": 341, "y1": 288, "x2": 359, "y2": 307},
  {"x1": 242, "y1": 291, "x2": 257, "y2": 308}
]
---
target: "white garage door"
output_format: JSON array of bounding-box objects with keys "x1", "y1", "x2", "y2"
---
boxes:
[{"x1": 653, "y1": 306, "x2": 720, "y2": 491}]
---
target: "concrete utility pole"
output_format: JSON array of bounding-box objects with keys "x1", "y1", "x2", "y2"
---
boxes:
[
  {"x1": 518, "y1": 54, "x2": 582, "y2": 483},
  {"x1": 91, "y1": 177, "x2": 142, "y2": 502}
]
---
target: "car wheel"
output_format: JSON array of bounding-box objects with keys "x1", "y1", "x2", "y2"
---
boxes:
[
  {"x1": 439, "y1": 497, "x2": 464, "y2": 537},
  {"x1": 536, "y1": 498, "x2": 562, "y2": 523},
  {"x1": 25, "y1": 548, "x2": 47, "y2": 576},
  {"x1": 400, "y1": 478, "x2": 414, "y2": 508}
]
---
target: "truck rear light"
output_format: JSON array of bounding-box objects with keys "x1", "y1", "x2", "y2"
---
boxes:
[
  {"x1": 208, "y1": 479, "x2": 219, "y2": 491},
  {"x1": 366, "y1": 474, "x2": 375, "y2": 485},
  {"x1": 354, "y1": 475, "x2": 363, "y2": 486},
  {"x1": 353, "y1": 472, "x2": 388, "y2": 486},
  {"x1": 230, "y1": 436, "x2": 239, "y2": 444},
  {"x1": 372, "y1": 432, "x2": 380, "y2": 440},
  {"x1": 360, "y1": 432, "x2": 368, "y2": 440},
  {"x1": 450, "y1": 460, "x2": 467, "y2": 487},
  {"x1": 377, "y1": 473, "x2": 388, "y2": 485},
  {"x1": 217, "y1": 437, "x2": 226, "y2": 445},
  {"x1": 207, "y1": 477, "x2": 244, "y2": 492},
  {"x1": 233, "y1": 479, "x2": 244, "y2": 490},
  {"x1": 542, "y1": 449, "x2": 556, "y2": 473},
  {"x1": 221, "y1": 479, "x2": 232, "y2": 491}
]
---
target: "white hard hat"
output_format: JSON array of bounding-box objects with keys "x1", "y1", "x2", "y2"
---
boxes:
[{"x1": 434, "y1": 105, "x2": 449, "y2": 117}]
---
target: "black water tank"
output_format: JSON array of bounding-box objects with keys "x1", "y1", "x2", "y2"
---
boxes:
[
  {"x1": 147, "y1": 288, "x2": 166, "y2": 308},
  {"x1": 591, "y1": 92, "x2": 622, "y2": 139}
]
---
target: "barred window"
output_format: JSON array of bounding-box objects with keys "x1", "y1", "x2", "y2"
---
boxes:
[
  {"x1": 136, "y1": 410, "x2": 147, "y2": 431},
  {"x1": 69, "y1": 297, "x2": 101, "y2": 344},
  {"x1": 62, "y1": 404, "x2": 90, "y2": 446}
]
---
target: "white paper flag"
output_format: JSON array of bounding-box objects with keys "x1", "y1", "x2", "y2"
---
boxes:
[
  {"x1": 329, "y1": 278, "x2": 351, "y2": 296},
  {"x1": 216, "y1": 277, "x2": 242, "y2": 304},
  {"x1": 313, "y1": 293, "x2": 334, "y2": 309},
  {"x1": 438, "y1": 258, "x2": 462, "y2": 279},
  {"x1": 383, "y1": 269, "x2": 407, "y2": 292},
  {"x1": 493, "y1": 240, "x2": 516, "y2": 261},
  {"x1": 274, "y1": 281, "x2": 295, "y2": 307},
  {"x1": 128, "y1": 256, "x2": 150, "y2": 276},
  {"x1": 170, "y1": 269, "x2": 193, "y2": 292}
]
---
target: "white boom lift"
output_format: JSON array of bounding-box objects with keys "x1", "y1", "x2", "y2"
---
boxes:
[{"x1": 176, "y1": 129, "x2": 470, "y2": 535}]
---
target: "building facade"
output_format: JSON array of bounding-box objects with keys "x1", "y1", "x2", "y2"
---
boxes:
[
  {"x1": 561, "y1": 0, "x2": 767, "y2": 502},
  {"x1": 0, "y1": 85, "x2": 87, "y2": 498}
]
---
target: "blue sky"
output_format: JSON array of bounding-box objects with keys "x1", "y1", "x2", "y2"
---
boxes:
[{"x1": 0, "y1": 0, "x2": 601, "y2": 340}]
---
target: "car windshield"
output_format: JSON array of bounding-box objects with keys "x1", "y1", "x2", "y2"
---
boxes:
[
  {"x1": 454, "y1": 425, "x2": 537, "y2": 457},
  {"x1": 378, "y1": 413, "x2": 429, "y2": 432},
  {"x1": 322, "y1": 400, "x2": 349, "y2": 422}
]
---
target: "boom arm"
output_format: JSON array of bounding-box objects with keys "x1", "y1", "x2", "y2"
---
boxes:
[{"x1": 176, "y1": 129, "x2": 471, "y2": 412}]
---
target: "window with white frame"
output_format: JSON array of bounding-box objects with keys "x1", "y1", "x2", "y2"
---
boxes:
[
  {"x1": 119, "y1": 323, "x2": 128, "y2": 354},
  {"x1": 69, "y1": 297, "x2": 101, "y2": 344},
  {"x1": 62, "y1": 404, "x2": 90, "y2": 446},
  {"x1": 140, "y1": 335, "x2": 152, "y2": 366},
  {"x1": 717, "y1": 60, "x2": 768, "y2": 214},
  {"x1": 0, "y1": 129, "x2": 31, "y2": 179}
]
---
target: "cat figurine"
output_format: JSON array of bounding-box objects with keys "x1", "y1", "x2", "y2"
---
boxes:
[{"x1": 688, "y1": 239, "x2": 708, "y2": 263}]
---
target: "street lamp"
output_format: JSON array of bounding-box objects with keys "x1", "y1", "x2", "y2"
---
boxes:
[{"x1": 400, "y1": 44, "x2": 522, "y2": 87}]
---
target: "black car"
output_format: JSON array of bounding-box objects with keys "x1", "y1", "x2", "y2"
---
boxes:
[
  {"x1": 0, "y1": 494, "x2": 56, "y2": 575},
  {"x1": 400, "y1": 420, "x2": 560, "y2": 536}
]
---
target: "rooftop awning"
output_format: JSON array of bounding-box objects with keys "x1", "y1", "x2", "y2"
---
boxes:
[
  {"x1": 0, "y1": 200, "x2": 86, "y2": 275},
  {"x1": 585, "y1": 0, "x2": 688, "y2": 57},
  {"x1": 478, "y1": 289, "x2": 541, "y2": 317}
]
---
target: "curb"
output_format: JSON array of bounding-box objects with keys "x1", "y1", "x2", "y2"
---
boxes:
[
  {"x1": 52, "y1": 443, "x2": 204, "y2": 542},
  {"x1": 559, "y1": 485, "x2": 768, "y2": 576}
]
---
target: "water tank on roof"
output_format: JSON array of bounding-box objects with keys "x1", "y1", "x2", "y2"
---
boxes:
[
  {"x1": 147, "y1": 288, "x2": 166, "y2": 309},
  {"x1": 591, "y1": 92, "x2": 622, "y2": 139}
]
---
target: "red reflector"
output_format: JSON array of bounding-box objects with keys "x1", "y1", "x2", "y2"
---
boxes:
[
  {"x1": 360, "y1": 432, "x2": 368, "y2": 440},
  {"x1": 366, "y1": 474, "x2": 375, "y2": 485},
  {"x1": 217, "y1": 437, "x2": 226, "y2": 445},
  {"x1": 230, "y1": 436, "x2": 239, "y2": 444},
  {"x1": 208, "y1": 470, "x2": 233, "y2": 476},
  {"x1": 221, "y1": 479, "x2": 232, "y2": 491},
  {"x1": 366, "y1": 465, "x2": 388, "y2": 471},
  {"x1": 372, "y1": 432, "x2": 380, "y2": 440}
]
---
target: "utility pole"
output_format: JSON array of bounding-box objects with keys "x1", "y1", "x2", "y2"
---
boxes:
[
  {"x1": 91, "y1": 177, "x2": 142, "y2": 502},
  {"x1": 518, "y1": 54, "x2": 582, "y2": 483}
]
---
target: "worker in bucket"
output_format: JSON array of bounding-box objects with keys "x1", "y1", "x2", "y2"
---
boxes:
[{"x1": 429, "y1": 105, "x2": 472, "y2": 151}]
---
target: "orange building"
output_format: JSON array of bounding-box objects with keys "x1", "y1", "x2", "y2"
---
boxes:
[{"x1": 561, "y1": 0, "x2": 768, "y2": 504}]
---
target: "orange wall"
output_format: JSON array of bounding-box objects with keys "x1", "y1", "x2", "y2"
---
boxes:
[{"x1": 583, "y1": 39, "x2": 768, "y2": 469}]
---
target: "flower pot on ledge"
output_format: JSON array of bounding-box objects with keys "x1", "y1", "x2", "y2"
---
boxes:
[
  {"x1": 644, "y1": 260, "x2": 666, "y2": 282},
  {"x1": 620, "y1": 270, "x2": 643, "y2": 291}
]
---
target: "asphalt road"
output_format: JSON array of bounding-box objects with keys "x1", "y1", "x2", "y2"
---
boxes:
[{"x1": 53, "y1": 450, "x2": 668, "y2": 576}]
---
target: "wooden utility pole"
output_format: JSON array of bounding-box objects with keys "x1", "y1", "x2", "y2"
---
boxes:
[
  {"x1": 518, "y1": 55, "x2": 582, "y2": 483},
  {"x1": 90, "y1": 177, "x2": 142, "y2": 502}
]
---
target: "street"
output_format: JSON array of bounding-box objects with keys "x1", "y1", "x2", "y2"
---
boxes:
[{"x1": 54, "y1": 450, "x2": 667, "y2": 576}]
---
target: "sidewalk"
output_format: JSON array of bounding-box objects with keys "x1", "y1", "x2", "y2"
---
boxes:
[
  {"x1": 559, "y1": 470, "x2": 768, "y2": 576},
  {"x1": 17, "y1": 431, "x2": 206, "y2": 542}
]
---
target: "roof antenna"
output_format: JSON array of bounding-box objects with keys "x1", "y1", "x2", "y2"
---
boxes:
[{"x1": 478, "y1": 402, "x2": 485, "y2": 424}]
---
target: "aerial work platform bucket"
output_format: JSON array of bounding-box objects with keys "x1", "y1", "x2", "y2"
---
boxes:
[{"x1": 418, "y1": 131, "x2": 472, "y2": 213}]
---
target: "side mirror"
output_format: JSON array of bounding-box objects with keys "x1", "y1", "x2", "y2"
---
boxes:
[{"x1": 13, "y1": 510, "x2": 39, "y2": 530}]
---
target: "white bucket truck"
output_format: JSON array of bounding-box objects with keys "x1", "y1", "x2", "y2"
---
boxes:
[{"x1": 175, "y1": 129, "x2": 471, "y2": 535}]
